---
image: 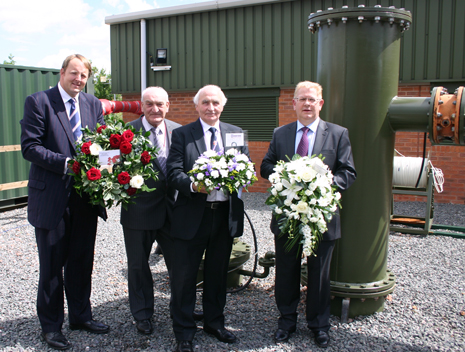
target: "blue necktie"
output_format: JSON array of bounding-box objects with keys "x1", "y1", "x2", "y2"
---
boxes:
[
  {"x1": 209, "y1": 127, "x2": 220, "y2": 152},
  {"x1": 68, "y1": 98, "x2": 82, "y2": 141},
  {"x1": 296, "y1": 127, "x2": 310, "y2": 157}
]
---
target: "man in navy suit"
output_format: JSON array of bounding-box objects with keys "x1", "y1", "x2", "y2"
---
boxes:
[
  {"x1": 120, "y1": 86, "x2": 181, "y2": 335},
  {"x1": 166, "y1": 85, "x2": 248, "y2": 352},
  {"x1": 20, "y1": 54, "x2": 109, "y2": 350},
  {"x1": 261, "y1": 81, "x2": 356, "y2": 348}
]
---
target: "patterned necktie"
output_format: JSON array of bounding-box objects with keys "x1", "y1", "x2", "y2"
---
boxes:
[
  {"x1": 296, "y1": 126, "x2": 310, "y2": 157},
  {"x1": 68, "y1": 98, "x2": 82, "y2": 141},
  {"x1": 151, "y1": 127, "x2": 167, "y2": 174},
  {"x1": 209, "y1": 127, "x2": 220, "y2": 152}
]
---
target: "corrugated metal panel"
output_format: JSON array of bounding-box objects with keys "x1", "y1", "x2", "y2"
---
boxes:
[
  {"x1": 0, "y1": 64, "x2": 60, "y2": 204},
  {"x1": 110, "y1": 0, "x2": 465, "y2": 92},
  {"x1": 110, "y1": 22, "x2": 141, "y2": 94}
]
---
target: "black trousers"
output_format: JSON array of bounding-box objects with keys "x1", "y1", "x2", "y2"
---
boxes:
[
  {"x1": 170, "y1": 202, "x2": 233, "y2": 341},
  {"x1": 35, "y1": 191, "x2": 98, "y2": 333},
  {"x1": 274, "y1": 229, "x2": 335, "y2": 333},
  {"x1": 122, "y1": 224, "x2": 173, "y2": 321}
]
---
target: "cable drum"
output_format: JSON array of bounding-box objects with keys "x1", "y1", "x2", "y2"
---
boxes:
[{"x1": 392, "y1": 157, "x2": 429, "y2": 188}]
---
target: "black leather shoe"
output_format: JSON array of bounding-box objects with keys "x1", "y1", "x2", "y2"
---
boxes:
[
  {"x1": 41, "y1": 331, "x2": 71, "y2": 350},
  {"x1": 69, "y1": 319, "x2": 110, "y2": 334},
  {"x1": 203, "y1": 325, "x2": 237, "y2": 343},
  {"x1": 274, "y1": 328, "x2": 296, "y2": 342},
  {"x1": 136, "y1": 319, "x2": 153, "y2": 335},
  {"x1": 175, "y1": 340, "x2": 193, "y2": 352},
  {"x1": 314, "y1": 330, "x2": 330, "y2": 348},
  {"x1": 192, "y1": 310, "x2": 204, "y2": 321}
]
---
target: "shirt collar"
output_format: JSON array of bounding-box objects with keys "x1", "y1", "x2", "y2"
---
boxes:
[
  {"x1": 58, "y1": 82, "x2": 79, "y2": 105},
  {"x1": 143, "y1": 116, "x2": 165, "y2": 134},
  {"x1": 297, "y1": 117, "x2": 320, "y2": 134},
  {"x1": 199, "y1": 118, "x2": 220, "y2": 134}
]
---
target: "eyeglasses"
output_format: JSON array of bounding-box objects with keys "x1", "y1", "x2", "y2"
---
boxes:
[{"x1": 294, "y1": 97, "x2": 321, "y2": 104}]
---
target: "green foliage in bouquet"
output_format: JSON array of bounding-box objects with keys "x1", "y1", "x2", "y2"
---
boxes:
[{"x1": 68, "y1": 114, "x2": 158, "y2": 209}]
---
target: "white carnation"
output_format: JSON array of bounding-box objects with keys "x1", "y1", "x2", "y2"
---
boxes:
[{"x1": 130, "y1": 175, "x2": 144, "y2": 189}]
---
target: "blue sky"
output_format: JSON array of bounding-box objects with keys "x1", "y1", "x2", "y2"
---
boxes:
[{"x1": 0, "y1": 0, "x2": 209, "y2": 71}]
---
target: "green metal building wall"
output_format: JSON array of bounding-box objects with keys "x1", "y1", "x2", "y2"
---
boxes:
[
  {"x1": 109, "y1": 0, "x2": 465, "y2": 94},
  {"x1": 0, "y1": 64, "x2": 60, "y2": 208}
]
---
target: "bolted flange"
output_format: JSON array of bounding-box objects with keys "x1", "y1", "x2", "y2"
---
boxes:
[{"x1": 308, "y1": 5, "x2": 412, "y2": 34}]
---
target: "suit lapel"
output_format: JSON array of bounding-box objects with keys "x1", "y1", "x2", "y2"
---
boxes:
[
  {"x1": 312, "y1": 119, "x2": 328, "y2": 156},
  {"x1": 50, "y1": 86, "x2": 75, "y2": 150},
  {"x1": 191, "y1": 119, "x2": 207, "y2": 156},
  {"x1": 284, "y1": 122, "x2": 298, "y2": 160}
]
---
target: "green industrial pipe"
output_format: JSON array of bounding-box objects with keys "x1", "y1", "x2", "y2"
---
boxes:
[
  {"x1": 388, "y1": 97, "x2": 430, "y2": 132},
  {"x1": 308, "y1": 5, "x2": 412, "y2": 318}
]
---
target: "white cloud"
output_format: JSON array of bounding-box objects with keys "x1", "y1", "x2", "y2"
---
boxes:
[
  {"x1": 36, "y1": 49, "x2": 76, "y2": 70},
  {"x1": 0, "y1": 0, "x2": 92, "y2": 34},
  {"x1": 124, "y1": 0, "x2": 159, "y2": 12}
]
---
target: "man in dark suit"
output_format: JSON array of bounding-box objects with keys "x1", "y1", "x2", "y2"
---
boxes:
[
  {"x1": 20, "y1": 54, "x2": 109, "y2": 350},
  {"x1": 261, "y1": 81, "x2": 356, "y2": 348},
  {"x1": 166, "y1": 85, "x2": 248, "y2": 352},
  {"x1": 120, "y1": 86, "x2": 181, "y2": 335}
]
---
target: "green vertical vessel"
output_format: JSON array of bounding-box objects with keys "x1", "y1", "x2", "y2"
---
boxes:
[{"x1": 308, "y1": 5, "x2": 412, "y2": 318}]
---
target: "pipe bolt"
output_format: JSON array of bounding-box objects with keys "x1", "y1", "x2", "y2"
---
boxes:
[
  {"x1": 438, "y1": 100, "x2": 444, "y2": 105},
  {"x1": 452, "y1": 114, "x2": 456, "y2": 119},
  {"x1": 327, "y1": 19, "x2": 333, "y2": 25},
  {"x1": 358, "y1": 16, "x2": 364, "y2": 23},
  {"x1": 375, "y1": 16, "x2": 381, "y2": 22},
  {"x1": 342, "y1": 17, "x2": 348, "y2": 23},
  {"x1": 358, "y1": 4, "x2": 365, "y2": 7},
  {"x1": 389, "y1": 18, "x2": 395, "y2": 24}
]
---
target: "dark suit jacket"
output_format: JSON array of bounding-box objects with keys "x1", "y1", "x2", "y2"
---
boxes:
[
  {"x1": 20, "y1": 85, "x2": 105, "y2": 230},
  {"x1": 261, "y1": 119, "x2": 356, "y2": 241},
  {"x1": 166, "y1": 118, "x2": 249, "y2": 240},
  {"x1": 120, "y1": 117, "x2": 181, "y2": 230}
]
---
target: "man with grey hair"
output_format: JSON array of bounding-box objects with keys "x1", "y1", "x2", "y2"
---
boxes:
[
  {"x1": 166, "y1": 85, "x2": 249, "y2": 352},
  {"x1": 120, "y1": 86, "x2": 181, "y2": 335}
]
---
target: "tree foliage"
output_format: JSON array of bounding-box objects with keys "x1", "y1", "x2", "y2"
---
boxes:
[
  {"x1": 92, "y1": 66, "x2": 116, "y2": 100},
  {"x1": 3, "y1": 54, "x2": 16, "y2": 65}
]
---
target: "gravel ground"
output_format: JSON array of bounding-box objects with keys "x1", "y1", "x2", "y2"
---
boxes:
[{"x1": 1, "y1": 193, "x2": 465, "y2": 351}]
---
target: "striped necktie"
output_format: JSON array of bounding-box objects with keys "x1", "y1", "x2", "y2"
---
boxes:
[
  {"x1": 68, "y1": 98, "x2": 82, "y2": 141},
  {"x1": 151, "y1": 127, "x2": 167, "y2": 174}
]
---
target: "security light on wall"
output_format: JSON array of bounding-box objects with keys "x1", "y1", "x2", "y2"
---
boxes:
[
  {"x1": 156, "y1": 49, "x2": 167, "y2": 64},
  {"x1": 151, "y1": 48, "x2": 171, "y2": 71}
]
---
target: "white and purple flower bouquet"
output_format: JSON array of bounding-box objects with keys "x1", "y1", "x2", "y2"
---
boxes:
[
  {"x1": 188, "y1": 148, "x2": 258, "y2": 194},
  {"x1": 265, "y1": 154, "x2": 341, "y2": 257}
]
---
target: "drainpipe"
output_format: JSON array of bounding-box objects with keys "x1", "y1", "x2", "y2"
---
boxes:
[{"x1": 141, "y1": 19, "x2": 147, "y2": 94}]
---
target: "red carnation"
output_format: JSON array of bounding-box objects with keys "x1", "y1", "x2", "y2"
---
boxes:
[
  {"x1": 120, "y1": 141, "x2": 132, "y2": 154},
  {"x1": 117, "y1": 171, "x2": 131, "y2": 185},
  {"x1": 126, "y1": 187, "x2": 137, "y2": 196},
  {"x1": 122, "y1": 130, "x2": 134, "y2": 142},
  {"x1": 97, "y1": 125, "x2": 107, "y2": 134},
  {"x1": 72, "y1": 161, "x2": 81, "y2": 174},
  {"x1": 109, "y1": 134, "x2": 122, "y2": 148},
  {"x1": 86, "y1": 167, "x2": 101, "y2": 181},
  {"x1": 140, "y1": 151, "x2": 151, "y2": 165},
  {"x1": 81, "y1": 141, "x2": 92, "y2": 155}
]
